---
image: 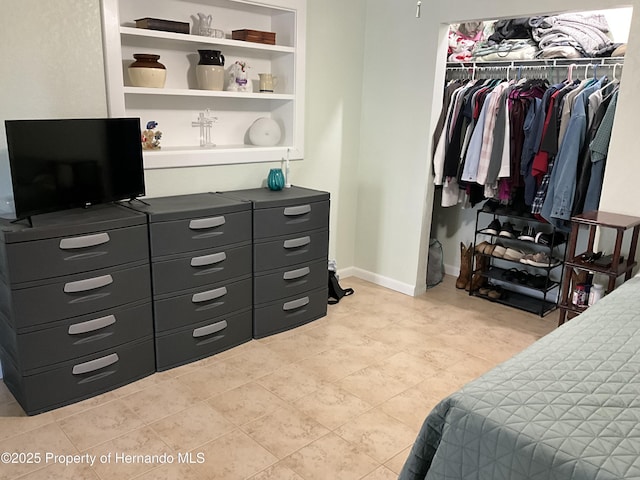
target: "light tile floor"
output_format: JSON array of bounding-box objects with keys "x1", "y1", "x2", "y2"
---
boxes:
[{"x1": 0, "y1": 276, "x2": 556, "y2": 480}]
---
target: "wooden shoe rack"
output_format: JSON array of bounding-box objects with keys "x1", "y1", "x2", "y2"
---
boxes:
[
  {"x1": 557, "y1": 210, "x2": 640, "y2": 326},
  {"x1": 470, "y1": 208, "x2": 567, "y2": 317}
]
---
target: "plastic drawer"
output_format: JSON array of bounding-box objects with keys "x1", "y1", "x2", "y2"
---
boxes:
[
  {"x1": 253, "y1": 286, "x2": 327, "y2": 338},
  {"x1": 254, "y1": 258, "x2": 327, "y2": 304},
  {"x1": 0, "y1": 336, "x2": 155, "y2": 415},
  {"x1": 149, "y1": 210, "x2": 251, "y2": 257},
  {"x1": 253, "y1": 200, "x2": 330, "y2": 239},
  {"x1": 0, "y1": 300, "x2": 153, "y2": 373},
  {"x1": 10, "y1": 262, "x2": 151, "y2": 331},
  {"x1": 151, "y1": 243, "x2": 251, "y2": 295},
  {"x1": 253, "y1": 228, "x2": 328, "y2": 273},
  {"x1": 155, "y1": 308, "x2": 252, "y2": 371},
  {"x1": 3, "y1": 225, "x2": 149, "y2": 285},
  {"x1": 153, "y1": 276, "x2": 252, "y2": 332}
]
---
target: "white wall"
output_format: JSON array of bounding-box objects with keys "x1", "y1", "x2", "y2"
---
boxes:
[
  {"x1": 355, "y1": 1, "x2": 445, "y2": 295},
  {"x1": 0, "y1": 0, "x2": 108, "y2": 216},
  {"x1": 296, "y1": 0, "x2": 366, "y2": 269}
]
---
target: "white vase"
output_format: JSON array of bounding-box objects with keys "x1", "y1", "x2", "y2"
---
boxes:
[{"x1": 196, "y1": 65, "x2": 225, "y2": 90}]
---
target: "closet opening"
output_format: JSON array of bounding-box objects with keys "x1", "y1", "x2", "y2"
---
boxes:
[{"x1": 426, "y1": 8, "x2": 631, "y2": 316}]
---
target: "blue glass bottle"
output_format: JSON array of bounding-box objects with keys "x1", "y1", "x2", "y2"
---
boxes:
[{"x1": 267, "y1": 168, "x2": 285, "y2": 191}]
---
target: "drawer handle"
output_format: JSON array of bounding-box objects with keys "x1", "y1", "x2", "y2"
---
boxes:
[
  {"x1": 283, "y1": 296, "x2": 310, "y2": 311},
  {"x1": 191, "y1": 252, "x2": 226, "y2": 267},
  {"x1": 68, "y1": 314, "x2": 116, "y2": 335},
  {"x1": 64, "y1": 274, "x2": 113, "y2": 293},
  {"x1": 283, "y1": 266, "x2": 310, "y2": 280},
  {"x1": 193, "y1": 320, "x2": 228, "y2": 338},
  {"x1": 284, "y1": 205, "x2": 311, "y2": 216},
  {"x1": 192, "y1": 286, "x2": 227, "y2": 303},
  {"x1": 59, "y1": 232, "x2": 110, "y2": 250},
  {"x1": 189, "y1": 216, "x2": 225, "y2": 230},
  {"x1": 72, "y1": 353, "x2": 119, "y2": 375},
  {"x1": 283, "y1": 236, "x2": 310, "y2": 249}
]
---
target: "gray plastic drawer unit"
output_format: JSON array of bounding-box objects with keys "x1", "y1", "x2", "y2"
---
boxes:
[
  {"x1": 125, "y1": 193, "x2": 253, "y2": 369},
  {"x1": 219, "y1": 186, "x2": 330, "y2": 338},
  {"x1": 151, "y1": 242, "x2": 251, "y2": 295},
  {"x1": 0, "y1": 204, "x2": 155, "y2": 415},
  {"x1": 155, "y1": 308, "x2": 252, "y2": 371}
]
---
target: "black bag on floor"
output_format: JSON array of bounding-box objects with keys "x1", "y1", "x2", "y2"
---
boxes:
[{"x1": 328, "y1": 270, "x2": 354, "y2": 304}]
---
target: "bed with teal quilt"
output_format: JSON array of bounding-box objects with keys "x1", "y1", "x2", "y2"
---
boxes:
[{"x1": 400, "y1": 276, "x2": 640, "y2": 480}]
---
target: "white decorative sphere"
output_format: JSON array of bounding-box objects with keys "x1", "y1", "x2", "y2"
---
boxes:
[{"x1": 249, "y1": 118, "x2": 282, "y2": 146}]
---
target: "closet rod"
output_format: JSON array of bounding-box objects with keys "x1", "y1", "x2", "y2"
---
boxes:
[
  {"x1": 446, "y1": 60, "x2": 623, "y2": 81},
  {"x1": 446, "y1": 56, "x2": 624, "y2": 69}
]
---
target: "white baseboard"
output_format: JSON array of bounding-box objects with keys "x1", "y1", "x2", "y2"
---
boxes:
[
  {"x1": 444, "y1": 263, "x2": 460, "y2": 278},
  {"x1": 344, "y1": 267, "x2": 417, "y2": 296}
]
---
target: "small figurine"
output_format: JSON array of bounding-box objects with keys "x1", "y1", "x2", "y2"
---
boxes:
[
  {"x1": 227, "y1": 61, "x2": 252, "y2": 92},
  {"x1": 142, "y1": 121, "x2": 162, "y2": 150}
]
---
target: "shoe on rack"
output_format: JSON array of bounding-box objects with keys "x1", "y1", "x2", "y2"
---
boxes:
[
  {"x1": 481, "y1": 199, "x2": 500, "y2": 213},
  {"x1": 487, "y1": 286, "x2": 505, "y2": 300},
  {"x1": 484, "y1": 244, "x2": 497, "y2": 256},
  {"x1": 499, "y1": 222, "x2": 517, "y2": 238},
  {"x1": 526, "y1": 252, "x2": 561, "y2": 267},
  {"x1": 478, "y1": 285, "x2": 493, "y2": 296},
  {"x1": 518, "y1": 225, "x2": 536, "y2": 242},
  {"x1": 475, "y1": 241, "x2": 491, "y2": 254},
  {"x1": 482, "y1": 219, "x2": 501, "y2": 236},
  {"x1": 492, "y1": 244, "x2": 507, "y2": 258},
  {"x1": 502, "y1": 268, "x2": 529, "y2": 284},
  {"x1": 503, "y1": 248, "x2": 527, "y2": 261},
  {"x1": 535, "y1": 231, "x2": 566, "y2": 247},
  {"x1": 526, "y1": 274, "x2": 548, "y2": 290},
  {"x1": 520, "y1": 253, "x2": 536, "y2": 266}
]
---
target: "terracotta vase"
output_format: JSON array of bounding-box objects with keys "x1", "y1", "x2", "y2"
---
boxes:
[{"x1": 128, "y1": 54, "x2": 166, "y2": 88}]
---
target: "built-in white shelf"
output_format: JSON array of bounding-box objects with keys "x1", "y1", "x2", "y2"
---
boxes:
[
  {"x1": 143, "y1": 144, "x2": 301, "y2": 169},
  {"x1": 123, "y1": 86, "x2": 294, "y2": 100},
  {"x1": 101, "y1": 0, "x2": 306, "y2": 169},
  {"x1": 120, "y1": 26, "x2": 295, "y2": 54}
]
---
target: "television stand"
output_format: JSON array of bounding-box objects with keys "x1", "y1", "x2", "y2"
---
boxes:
[
  {"x1": 127, "y1": 197, "x2": 150, "y2": 206},
  {"x1": 10, "y1": 216, "x2": 32, "y2": 228}
]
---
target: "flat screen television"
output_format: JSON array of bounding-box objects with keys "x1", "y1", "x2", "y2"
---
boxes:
[{"x1": 5, "y1": 117, "x2": 145, "y2": 219}]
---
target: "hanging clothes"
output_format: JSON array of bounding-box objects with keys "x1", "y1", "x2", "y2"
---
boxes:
[
  {"x1": 541, "y1": 76, "x2": 605, "y2": 230},
  {"x1": 433, "y1": 64, "x2": 620, "y2": 214},
  {"x1": 584, "y1": 90, "x2": 618, "y2": 211}
]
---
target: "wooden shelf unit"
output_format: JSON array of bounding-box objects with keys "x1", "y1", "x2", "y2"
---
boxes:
[{"x1": 558, "y1": 210, "x2": 640, "y2": 326}]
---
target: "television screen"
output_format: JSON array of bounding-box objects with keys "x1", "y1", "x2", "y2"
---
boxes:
[{"x1": 5, "y1": 117, "x2": 145, "y2": 219}]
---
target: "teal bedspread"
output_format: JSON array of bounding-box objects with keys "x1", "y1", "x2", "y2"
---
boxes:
[{"x1": 400, "y1": 276, "x2": 640, "y2": 480}]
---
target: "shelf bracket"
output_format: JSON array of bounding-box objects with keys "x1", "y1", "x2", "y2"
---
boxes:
[{"x1": 416, "y1": 1, "x2": 422, "y2": 18}]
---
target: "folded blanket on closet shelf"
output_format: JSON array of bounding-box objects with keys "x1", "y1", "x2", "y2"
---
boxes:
[
  {"x1": 448, "y1": 22, "x2": 485, "y2": 63},
  {"x1": 472, "y1": 39, "x2": 538, "y2": 62},
  {"x1": 530, "y1": 13, "x2": 612, "y2": 58}
]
